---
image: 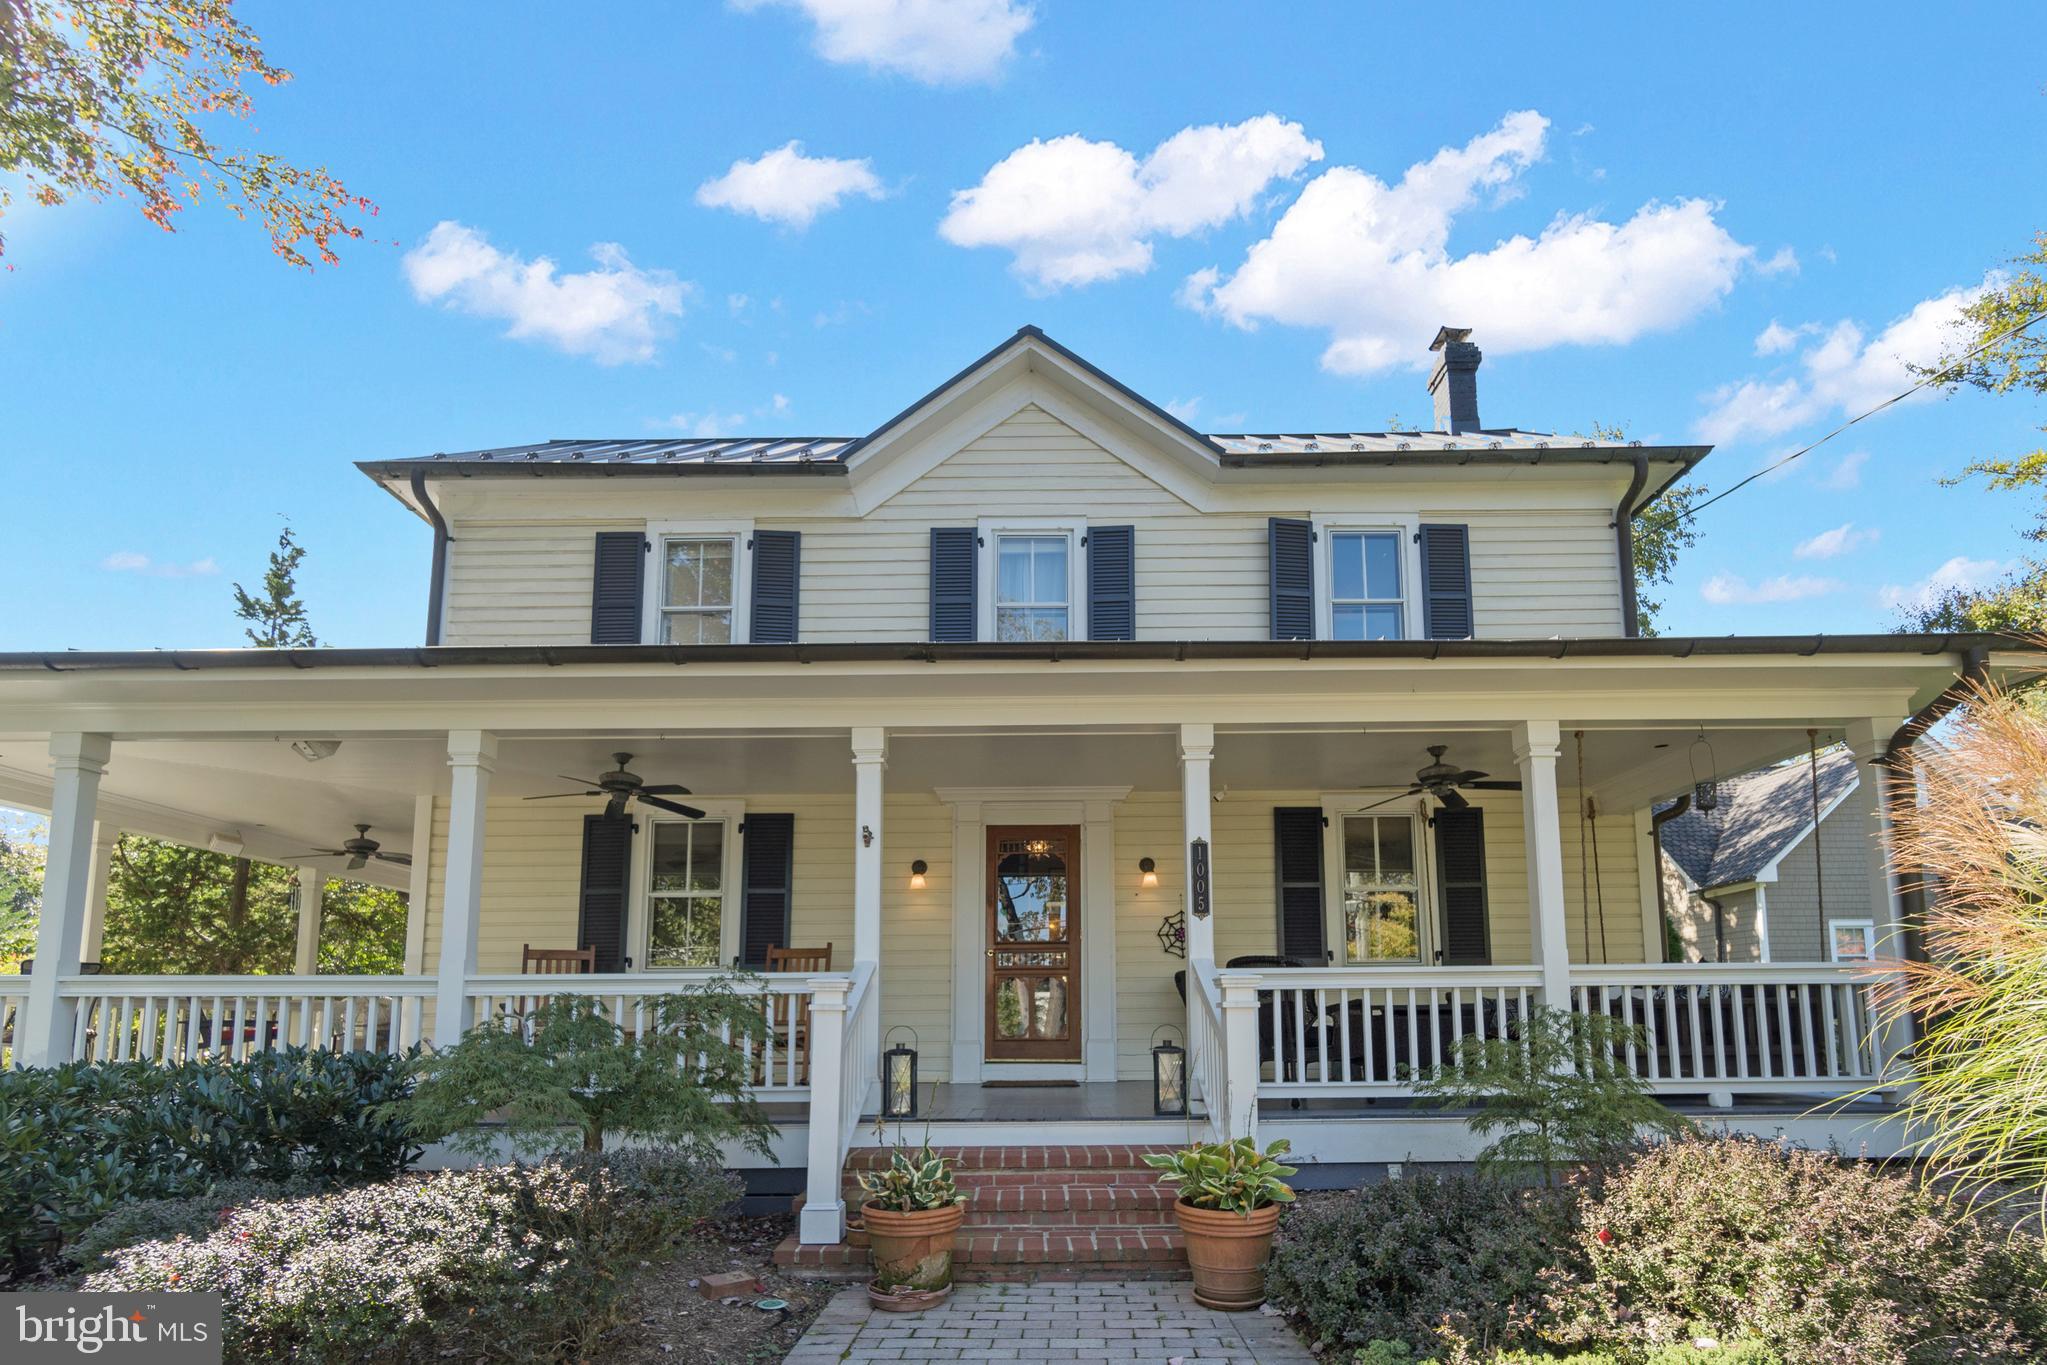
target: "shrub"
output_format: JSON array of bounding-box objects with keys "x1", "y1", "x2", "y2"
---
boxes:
[
  {"x1": 86, "y1": 1161, "x2": 678, "y2": 1362},
  {"x1": 66, "y1": 1179, "x2": 301, "y2": 1271},
  {"x1": 0, "y1": 1049, "x2": 419, "y2": 1273},
  {"x1": 1463, "y1": 1345, "x2": 1781, "y2": 1365},
  {"x1": 1547, "y1": 1137, "x2": 2047, "y2": 1363},
  {"x1": 1269, "y1": 1171, "x2": 1582, "y2": 1358},
  {"x1": 555, "y1": 1143, "x2": 743, "y2": 1230},
  {"x1": 396, "y1": 984, "x2": 775, "y2": 1161}
]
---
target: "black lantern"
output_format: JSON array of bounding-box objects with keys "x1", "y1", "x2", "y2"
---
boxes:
[
  {"x1": 882, "y1": 1026, "x2": 919, "y2": 1119},
  {"x1": 1151, "y1": 1026, "x2": 1187, "y2": 1116}
]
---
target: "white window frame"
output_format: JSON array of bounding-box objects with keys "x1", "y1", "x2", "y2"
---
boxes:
[
  {"x1": 629, "y1": 799, "x2": 747, "y2": 971},
  {"x1": 1319, "y1": 794, "x2": 1434, "y2": 966},
  {"x1": 643, "y1": 519, "x2": 754, "y2": 646},
  {"x1": 1827, "y1": 917, "x2": 1876, "y2": 963},
  {"x1": 976, "y1": 517, "x2": 1088, "y2": 644},
  {"x1": 1310, "y1": 514, "x2": 1421, "y2": 642}
]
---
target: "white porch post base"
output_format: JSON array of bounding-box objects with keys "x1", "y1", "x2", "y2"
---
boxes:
[
  {"x1": 1706, "y1": 1089, "x2": 1735, "y2": 1109},
  {"x1": 1216, "y1": 970, "x2": 1262, "y2": 1141},
  {"x1": 800, "y1": 977, "x2": 851, "y2": 1244},
  {"x1": 1514, "y1": 721, "x2": 1573, "y2": 1009},
  {"x1": 20, "y1": 733, "x2": 111, "y2": 1067},
  {"x1": 435, "y1": 730, "x2": 496, "y2": 1048}
]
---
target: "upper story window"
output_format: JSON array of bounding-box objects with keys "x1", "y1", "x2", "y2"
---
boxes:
[
  {"x1": 979, "y1": 519, "x2": 1087, "y2": 643},
  {"x1": 1329, "y1": 532, "x2": 1404, "y2": 641},
  {"x1": 646, "y1": 520, "x2": 753, "y2": 645}
]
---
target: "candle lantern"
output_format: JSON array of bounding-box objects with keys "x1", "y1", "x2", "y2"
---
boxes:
[
  {"x1": 882, "y1": 1026, "x2": 919, "y2": 1119},
  {"x1": 1151, "y1": 1026, "x2": 1188, "y2": 1117}
]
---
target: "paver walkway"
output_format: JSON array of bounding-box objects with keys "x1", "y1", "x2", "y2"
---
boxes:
[{"x1": 782, "y1": 1281, "x2": 1317, "y2": 1364}]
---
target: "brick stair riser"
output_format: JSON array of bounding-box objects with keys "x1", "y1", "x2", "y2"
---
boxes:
[
  {"x1": 843, "y1": 1145, "x2": 1161, "y2": 1173},
  {"x1": 775, "y1": 1229, "x2": 1187, "y2": 1276}
]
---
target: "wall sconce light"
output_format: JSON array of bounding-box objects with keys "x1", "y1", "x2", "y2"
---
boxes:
[
  {"x1": 1151, "y1": 1026, "x2": 1187, "y2": 1116},
  {"x1": 1138, "y1": 856, "x2": 1158, "y2": 889},
  {"x1": 909, "y1": 859, "x2": 929, "y2": 890},
  {"x1": 882, "y1": 1026, "x2": 919, "y2": 1119}
]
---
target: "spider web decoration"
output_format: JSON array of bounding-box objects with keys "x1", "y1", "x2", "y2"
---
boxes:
[{"x1": 1156, "y1": 910, "x2": 1186, "y2": 958}]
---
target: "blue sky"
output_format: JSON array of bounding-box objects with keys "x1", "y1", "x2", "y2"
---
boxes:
[{"x1": 4, "y1": 1, "x2": 2045, "y2": 650}]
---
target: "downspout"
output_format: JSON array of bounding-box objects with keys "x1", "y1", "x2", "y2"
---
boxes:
[
  {"x1": 409, "y1": 469, "x2": 451, "y2": 647},
  {"x1": 1881, "y1": 643, "x2": 1991, "y2": 964},
  {"x1": 1648, "y1": 793, "x2": 1691, "y2": 961},
  {"x1": 1613, "y1": 452, "x2": 1650, "y2": 640}
]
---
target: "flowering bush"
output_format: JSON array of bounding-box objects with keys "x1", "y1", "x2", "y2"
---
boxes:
[
  {"x1": 66, "y1": 1179, "x2": 302, "y2": 1271},
  {"x1": 86, "y1": 1160, "x2": 679, "y2": 1362}
]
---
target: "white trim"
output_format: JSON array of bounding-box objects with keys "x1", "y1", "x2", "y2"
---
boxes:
[
  {"x1": 1310, "y1": 513, "x2": 1422, "y2": 642},
  {"x1": 1754, "y1": 883, "x2": 1773, "y2": 963},
  {"x1": 1635, "y1": 806, "x2": 1663, "y2": 963},
  {"x1": 628, "y1": 799, "x2": 747, "y2": 970},
  {"x1": 1827, "y1": 917, "x2": 1876, "y2": 963},
  {"x1": 643, "y1": 519, "x2": 754, "y2": 646},
  {"x1": 1318, "y1": 794, "x2": 1435, "y2": 966},
  {"x1": 976, "y1": 518, "x2": 1088, "y2": 644}
]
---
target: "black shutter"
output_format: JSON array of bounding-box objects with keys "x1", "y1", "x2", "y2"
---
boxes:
[
  {"x1": 929, "y1": 527, "x2": 978, "y2": 643},
  {"x1": 1273, "y1": 807, "x2": 1327, "y2": 963},
  {"x1": 739, "y1": 814, "x2": 796, "y2": 968},
  {"x1": 590, "y1": 531, "x2": 646, "y2": 644},
  {"x1": 750, "y1": 530, "x2": 801, "y2": 644},
  {"x1": 1418, "y1": 524, "x2": 1473, "y2": 641},
  {"x1": 1434, "y1": 807, "x2": 1491, "y2": 965},
  {"x1": 577, "y1": 814, "x2": 633, "y2": 972},
  {"x1": 1269, "y1": 517, "x2": 1314, "y2": 641},
  {"x1": 1087, "y1": 525, "x2": 1135, "y2": 641}
]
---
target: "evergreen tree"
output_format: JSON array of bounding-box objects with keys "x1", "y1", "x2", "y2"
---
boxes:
[{"x1": 231, "y1": 523, "x2": 317, "y2": 648}]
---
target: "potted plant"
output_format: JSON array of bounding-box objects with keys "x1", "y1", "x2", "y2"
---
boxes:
[
  {"x1": 1142, "y1": 1136, "x2": 1297, "y2": 1310},
  {"x1": 855, "y1": 1137, "x2": 967, "y2": 1309}
]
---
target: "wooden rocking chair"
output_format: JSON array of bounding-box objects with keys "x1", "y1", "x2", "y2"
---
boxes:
[{"x1": 762, "y1": 943, "x2": 832, "y2": 1085}]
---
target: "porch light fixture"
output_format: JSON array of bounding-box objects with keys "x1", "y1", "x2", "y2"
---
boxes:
[
  {"x1": 1151, "y1": 1026, "x2": 1187, "y2": 1116},
  {"x1": 909, "y1": 859, "x2": 929, "y2": 890},
  {"x1": 1688, "y1": 730, "x2": 1720, "y2": 814},
  {"x1": 881, "y1": 1027, "x2": 919, "y2": 1119},
  {"x1": 1138, "y1": 856, "x2": 1158, "y2": 889}
]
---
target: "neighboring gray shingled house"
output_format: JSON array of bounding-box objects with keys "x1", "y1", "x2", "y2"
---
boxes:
[{"x1": 1656, "y1": 747, "x2": 1874, "y2": 963}]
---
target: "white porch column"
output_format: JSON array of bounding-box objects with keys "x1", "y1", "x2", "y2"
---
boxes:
[
  {"x1": 293, "y1": 866, "x2": 325, "y2": 976},
  {"x1": 399, "y1": 792, "x2": 434, "y2": 1048},
  {"x1": 80, "y1": 823, "x2": 119, "y2": 963},
  {"x1": 1514, "y1": 721, "x2": 1573, "y2": 1009},
  {"x1": 1846, "y1": 716, "x2": 1915, "y2": 1080},
  {"x1": 1179, "y1": 723, "x2": 1217, "y2": 966},
  {"x1": 20, "y1": 733, "x2": 112, "y2": 1066},
  {"x1": 851, "y1": 727, "x2": 886, "y2": 966},
  {"x1": 434, "y1": 730, "x2": 496, "y2": 1047},
  {"x1": 799, "y1": 975, "x2": 850, "y2": 1244}
]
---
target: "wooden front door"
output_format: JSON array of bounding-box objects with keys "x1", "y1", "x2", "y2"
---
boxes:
[{"x1": 984, "y1": 826, "x2": 1081, "y2": 1063}]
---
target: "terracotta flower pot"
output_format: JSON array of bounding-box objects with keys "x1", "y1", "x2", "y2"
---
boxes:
[
  {"x1": 861, "y1": 1201, "x2": 964, "y2": 1296},
  {"x1": 1172, "y1": 1199, "x2": 1282, "y2": 1311}
]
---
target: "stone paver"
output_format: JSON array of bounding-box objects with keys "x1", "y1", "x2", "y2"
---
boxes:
[{"x1": 783, "y1": 1282, "x2": 1315, "y2": 1364}]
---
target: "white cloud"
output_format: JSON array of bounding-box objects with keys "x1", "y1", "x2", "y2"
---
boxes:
[
  {"x1": 1699, "y1": 572, "x2": 1842, "y2": 605},
  {"x1": 940, "y1": 115, "x2": 1324, "y2": 290},
  {"x1": 1754, "y1": 319, "x2": 1819, "y2": 355},
  {"x1": 734, "y1": 0, "x2": 1032, "y2": 85},
  {"x1": 1793, "y1": 522, "x2": 1880, "y2": 559},
  {"x1": 656, "y1": 410, "x2": 747, "y2": 438},
  {"x1": 402, "y1": 221, "x2": 689, "y2": 364},
  {"x1": 1698, "y1": 281, "x2": 1986, "y2": 443},
  {"x1": 1879, "y1": 556, "x2": 2021, "y2": 612},
  {"x1": 1757, "y1": 246, "x2": 1799, "y2": 276},
  {"x1": 1164, "y1": 396, "x2": 1201, "y2": 422},
  {"x1": 1189, "y1": 111, "x2": 1756, "y2": 375},
  {"x1": 102, "y1": 551, "x2": 219, "y2": 578},
  {"x1": 1817, "y1": 449, "x2": 1869, "y2": 490},
  {"x1": 696, "y1": 142, "x2": 887, "y2": 229}
]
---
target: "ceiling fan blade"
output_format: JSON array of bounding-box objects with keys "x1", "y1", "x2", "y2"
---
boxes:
[
  {"x1": 523, "y1": 790, "x2": 605, "y2": 801},
  {"x1": 636, "y1": 794, "x2": 707, "y2": 818},
  {"x1": 554, "y1": 774, "x2": 604, "y2": 788},
  {"x1": 1464, "y1": 779, "x2": 1522, "y2": 791},
  {"x1": 1351, "y1": 789, "x2": 1421, "y2": 814},
  {"x1": 373, "y1": 851, "x2": 413, "y2": 866},
  {"x1": 635, "y1": 784, "x2": 694, "y2": 796},
  {"x1": 1435, "y1": 788, "x2": 1471, "y2": 810},
  {"x1": 1447, "y1": 769, "x2": 1490, "y2": 784},
  {"x1": 303, "y1": 848, "x2": 347, "y2": 858},
  {"x1": 346, "y1": 853, "x2": 368, "y2": 871}
]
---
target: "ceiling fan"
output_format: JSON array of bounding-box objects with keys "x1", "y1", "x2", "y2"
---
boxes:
[
  {"x1": 301, "y1": 824, "x2": 412, "y2": 870},
  {"x1": 523, "y1": 752, "x2": 705, "y2": 820},
  {"x1": 1355, "y1": 745, "x2": 1522, "y2": 812}
]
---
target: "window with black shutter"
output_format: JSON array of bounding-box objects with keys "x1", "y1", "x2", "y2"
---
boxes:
[
  {"x1": 1418, "y1": 524, "x2": 1474, "y2": 641},
  {"x1": 1087, "y1": 525, "x2": 1135, "y2": 641},
  {"x1": 590, "y1": 532, "x2": 646, "y2": 644},
  {"x1": 577, "y1": 814, "x2": 633, "y2": 972},
  {"x1": 1273, "y1": 807, "x2": 1327, "y2": 962},
  {"x1": 1268, "y1": 517, "x2": 1314, "y2": 640},
  {"x1": 739, "y1": 814, "x2": 796, "y2": 967},
  {"x1": 929, "y1": 527, "x2": 978, "y2": 642},
  {"x1": 750, "y1": 530, "x2": 801, "y2": 644},
  {"x1": 1433, "y1": 807, "x2": 1491, "y2": 965}
]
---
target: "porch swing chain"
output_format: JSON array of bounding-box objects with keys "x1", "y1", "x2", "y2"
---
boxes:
[
  {"x1": 1808, "y1": 728, "x2": 1825, "y2": 919},
  {"x1": 1575, "y1": 730, "x2": 1610, "y2": 963}
]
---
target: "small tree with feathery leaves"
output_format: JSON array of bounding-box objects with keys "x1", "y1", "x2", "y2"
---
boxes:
[{"x1": 231, "y1": 522, "x2": 316, "y2": 648}]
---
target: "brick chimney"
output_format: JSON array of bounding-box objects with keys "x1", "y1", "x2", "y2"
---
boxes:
[{"x1": 1427, "y1": 326, "x2": 1482, "y2": 434}]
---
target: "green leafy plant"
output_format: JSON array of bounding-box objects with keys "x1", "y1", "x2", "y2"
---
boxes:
[
  {"x1": 855, "y1": 1137, "x2": 965, "y2": 1214},
  {"x1": 393, "y1": 982, "x2": 776, "y2": 1162},
  {"x1": 1142, "y1": 1136, "x2": 1297, "y2": 1214},
  {"x1": 1413, "y1": 1005, "x2": 1691, "y2": 1186}
]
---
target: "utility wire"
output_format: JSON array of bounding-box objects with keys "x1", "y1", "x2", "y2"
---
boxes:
[{"x1": 1676, "y1": 307, "x2": 2047, "y2": 524}]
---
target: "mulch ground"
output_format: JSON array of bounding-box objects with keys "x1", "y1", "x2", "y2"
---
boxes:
[{"x1": 591, "y1": 1213, "x2": 836, "y2": 1365}]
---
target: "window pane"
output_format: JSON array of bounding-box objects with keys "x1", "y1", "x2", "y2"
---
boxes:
[
  {"x1": 1332, "y1": 605, "x2": 1364, "y2": 641},
  {"x1": 1364, "y1": 605, "x2": 1403, "y2": 640},
  {"x1": 1032, "y1": 537, "x2": 1068, "y2": 603},
  {"x1": 663, "y1": 611, "x2": 733, "y2": 645},
  {"x1": 690, "y1": 821, "x2": 724, "y2": 891},
  {"x1": 1347, "y1": 892, "x2": 1419, "y2": 962},
  {"x1": 1331, "y1": 534, "x2": 1365, "y2": 601},
  {"x1": 649, "y1": 895, "x2": 722, "y2": 968},
  {"x1": 1364, "y1": 534, "x2": 1400, "y2": 599},
  {"x1": 1832, "y1": 923, "x2": 1872, "y2": 961},
  {"x1": 997, "y1": 538, "x2": 1032, "y2": 603},
  {"x1": 697, "y1": 541, "x2": 733, "y2": 606},
  {"x1": 649, "y1": 824, "x2": 694, "y2": 892},
  {"x1": 996, "y1": 606, "x2": 1068, "y2": 642},
  {"x1": 1374, "y1": 818, "x2": 1415, "y2": 882}
]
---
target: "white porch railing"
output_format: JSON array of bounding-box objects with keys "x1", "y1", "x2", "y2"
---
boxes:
[
  {"x1": 56, "y1": 975, "x2": 435, "y2": 1064},
  {"x1": 1253, "y1": 967, "x2": 1545, "y2": 1098},
  {"x1": 1567, "y1": 964, "x2": 1885, "y2": 1093}
]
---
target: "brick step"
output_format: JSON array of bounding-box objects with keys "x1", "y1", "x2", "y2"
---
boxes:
[
  {"x1": 841, "y1": 1182, "x2": 1178, "y2": 1225},
  {"x1": 844, "y1": 1143, "x2": 1161, "y2": 1173},
  {"x1": 774, "y1": 1225, "x2": 1187, "y2": 1278}
]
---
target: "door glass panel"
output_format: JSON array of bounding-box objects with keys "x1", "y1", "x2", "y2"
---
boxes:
[
  {"x1": 1343, "y1": 815, "x2": 1420, "y2": 963},
  {"x1": 994, "y1": 976, "x2": 1069, "y2": 1040},
  {"x1": 994, "y1": 839, "x2": 1069, "y2": 944}
]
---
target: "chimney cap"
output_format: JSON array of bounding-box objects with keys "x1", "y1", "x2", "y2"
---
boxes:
[{"x1": 1429, "y1": 326, "x2": 1474, "y2": 352}]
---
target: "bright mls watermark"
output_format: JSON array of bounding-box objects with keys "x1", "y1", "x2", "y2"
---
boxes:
[{"x1": 3, "y1": 1293, "x2": 221, "y2": 1362}]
